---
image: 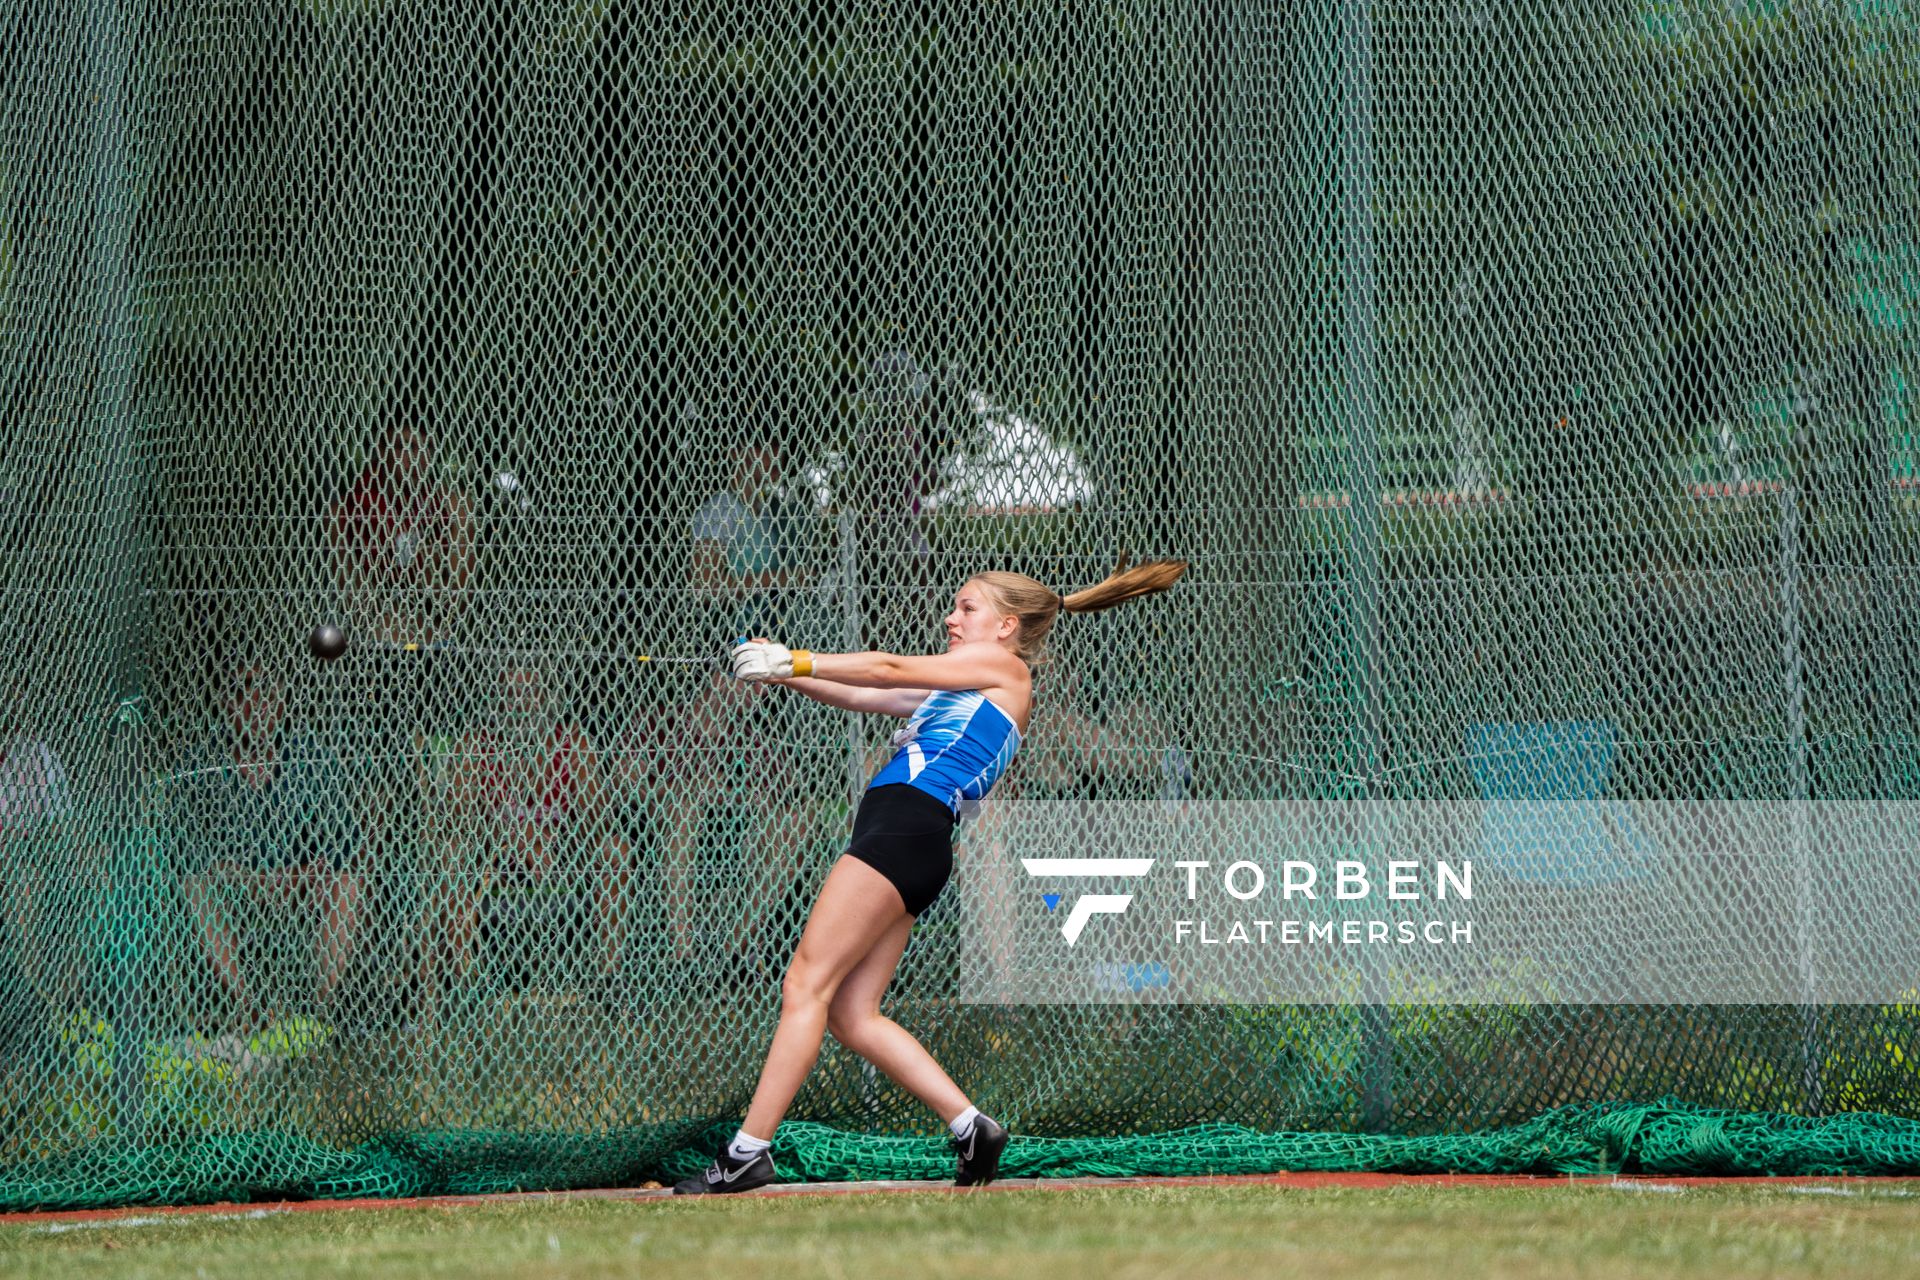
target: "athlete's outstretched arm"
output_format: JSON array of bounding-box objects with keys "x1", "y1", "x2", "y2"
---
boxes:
[
  {"x1": 734, "y1": 640, "x2": 924, "y2": 715},
  {"x1": 775, "y1": 677, "x2": 926, "y2": 718},
  {"x1": 730, "y1": 639, "x2": 1024, "y2": 694},
  {"x1": 806, "y1": 642, "x2": 1024, "y2": 693}
]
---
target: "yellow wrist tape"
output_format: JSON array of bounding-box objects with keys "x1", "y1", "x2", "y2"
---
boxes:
[{"x1": 791, "y1": 649, "x2": 814, "y2": 678}]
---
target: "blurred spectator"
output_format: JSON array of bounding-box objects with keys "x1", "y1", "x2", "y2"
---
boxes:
[
  {"x1": 645, "y1": 669, "x2": 821, "y2": 983},
  {"x1": 331, "y1": 425, "x2": 474, "y2": 648},
  {"x1": 1, "y1": 679, "x2": 82, "y2": 1010},
  {"x1": 1020, "y1": 665, "x2": 1186, "y2": 802},
  {"x1": 176, "y1": 662, "x2": 360, "y2": 1034},
  {"x1": 416, "y1": 658, "x2": 629, "y2": 1019},
  {"x1": 690, "y1": 435, "x2": 819, "y2": 643},
  {"x1": 962, "y1": 672, "x2": 1188, "y2": 1013},
  {"x1": 602, "y1": 691, "x2": 673, "y2": 954},
  {"x1": 851, "y1": 350, "x2": 944, "y2": 609}
]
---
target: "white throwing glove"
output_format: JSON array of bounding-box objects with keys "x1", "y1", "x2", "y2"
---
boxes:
[{"x1": 730, "y1": 640, "x2": 813, "y2": 682}]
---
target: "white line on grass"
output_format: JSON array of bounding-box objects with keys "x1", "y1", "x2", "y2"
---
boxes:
[{"x1": 30, "y1": 1209, "x2": 286, "y2": 1234}]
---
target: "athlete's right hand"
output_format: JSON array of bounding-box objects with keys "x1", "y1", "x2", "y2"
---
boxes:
[{"x1": 731, "y1": 639, "x2": 792, "y2": 681}]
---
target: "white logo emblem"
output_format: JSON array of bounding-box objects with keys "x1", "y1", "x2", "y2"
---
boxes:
[
  {"x1": 1020, "y1": 858, "x2": 1154, "y2": 945},
  {"x1": 710, "y1": 1159, "x2": 756, "y2": 1185}
]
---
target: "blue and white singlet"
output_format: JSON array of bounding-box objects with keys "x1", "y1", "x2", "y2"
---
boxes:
[{"x1": 868, "y1": 689, "x2": 1022, "y2": 818}]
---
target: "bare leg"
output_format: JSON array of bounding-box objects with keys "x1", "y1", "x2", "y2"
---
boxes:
[
  {"x1": 597, "y1": 830, "x2": 629, "y2": 976},
  {"x1": 189, "y1": 868, "x2": 256, "y2": 1023},
  {"x1": 317, "y1": 869, "x2": 360, "y2": 1010},
  {"x1": 669, "y1": 674, "x2": 754, "y2": 964},
  {"x1": 827, "y1": 914, "x2": 971, "y2": 1123},
  {"x1": 7, "y1": 858, "x2": 99, "y2": 1007},
  {"x1": 4, "y1": 867, "x2": 47, "y2": 1002},
  {"x1": 737, "y1": 792, "x2": 790, "y2": 963},
  {"x1": 740, "y1": 857, "x2": 909, "y2": 1139},
  {"x1": 969, "y1": 797, "x2": 1020, "y2": 997},
  {"x1": 416, "y1": 842, "x2": 484, "y2": 1029},
  {"x1": 661, "y1": 761, "x2": 710, "y2": 963},
  {"x1": 444, "y1": 878, "x2": 483, "y2": 997}
]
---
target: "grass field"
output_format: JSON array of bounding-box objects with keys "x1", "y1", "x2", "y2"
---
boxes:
[{"x1": 6, "y1": 1182, "x2": 1920, "y2": 1280}]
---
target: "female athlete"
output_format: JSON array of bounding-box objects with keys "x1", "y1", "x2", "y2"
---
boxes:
[{"x1": 673, "y1": 558, "x2": 1186, "y2": 1193}]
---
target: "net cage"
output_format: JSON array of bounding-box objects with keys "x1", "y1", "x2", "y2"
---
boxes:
[{"x1": 4, "y1": 0, "x2": 1920, "y2": 1208}]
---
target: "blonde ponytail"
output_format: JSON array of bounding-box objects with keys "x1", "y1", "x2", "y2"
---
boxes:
[
  {"x1": 1059, "y1": 556, "x2": 1189, "y2": 615},
  {"x1": 970, "y1": 556, "x2": 1188, "y2": 664}
]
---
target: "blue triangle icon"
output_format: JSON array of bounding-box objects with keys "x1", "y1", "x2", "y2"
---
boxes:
[{"x1": 1043, "y1": 893, "x2": 1061, "y2": 912}]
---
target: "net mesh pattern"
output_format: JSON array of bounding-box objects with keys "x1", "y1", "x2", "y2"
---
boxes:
[{"x1": 3, "y1": 0, "x2": 1919, "y2": 1208}]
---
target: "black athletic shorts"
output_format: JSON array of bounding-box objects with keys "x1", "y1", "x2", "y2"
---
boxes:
[{"x1": 844, "y1": 783, "x2": 956, "y2": 918}]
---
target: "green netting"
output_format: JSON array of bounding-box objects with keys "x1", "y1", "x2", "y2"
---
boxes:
[
  {"x1": 9, "y1": 1101, "x2": 1920, "y2": 1209},
  {"x1": 4, "y1": 0, "x2": 1920, "y2": 1210}
]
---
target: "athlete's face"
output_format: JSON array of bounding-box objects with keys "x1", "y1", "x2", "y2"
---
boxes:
[{"x1": 946, "y1": 582, "x2": 1015, "y2": 650}]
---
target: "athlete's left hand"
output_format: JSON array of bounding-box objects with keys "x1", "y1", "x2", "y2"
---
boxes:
[{"x1": 731, "y1": 640, "x2": 810, "y2": 681}]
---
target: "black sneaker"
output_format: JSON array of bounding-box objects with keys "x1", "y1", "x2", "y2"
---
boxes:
[
  {"x1": 952, "y1": 1115, "x2": 1010, "y2": 1187},
  {"x1": 672, "y1": 1145, "x2": 776, "y2": 1195}
]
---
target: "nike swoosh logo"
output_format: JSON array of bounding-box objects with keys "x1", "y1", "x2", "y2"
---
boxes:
[
  {"x1": 720, "y1": 1160, "x2": 755, "y2": 1184},
  {"x1": 961, "y1": 1131, "x2": 977, "y2": 1161}
]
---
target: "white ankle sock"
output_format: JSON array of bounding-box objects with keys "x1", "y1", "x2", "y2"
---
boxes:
[
  {"x1": 949, "y1": 1106, "x2": 981, "y2": 1140},
  {"x1": 727, "y1": 1130, "x2": 772, "y2": 1162}
]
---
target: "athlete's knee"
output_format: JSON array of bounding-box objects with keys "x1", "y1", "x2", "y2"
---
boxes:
[
  {"x1": 825, "y1": 1003, "x2": 883, "y2": 1047},
  {"x1": 780, "y1": 960, "x2": 837, "y2": 1011}
]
